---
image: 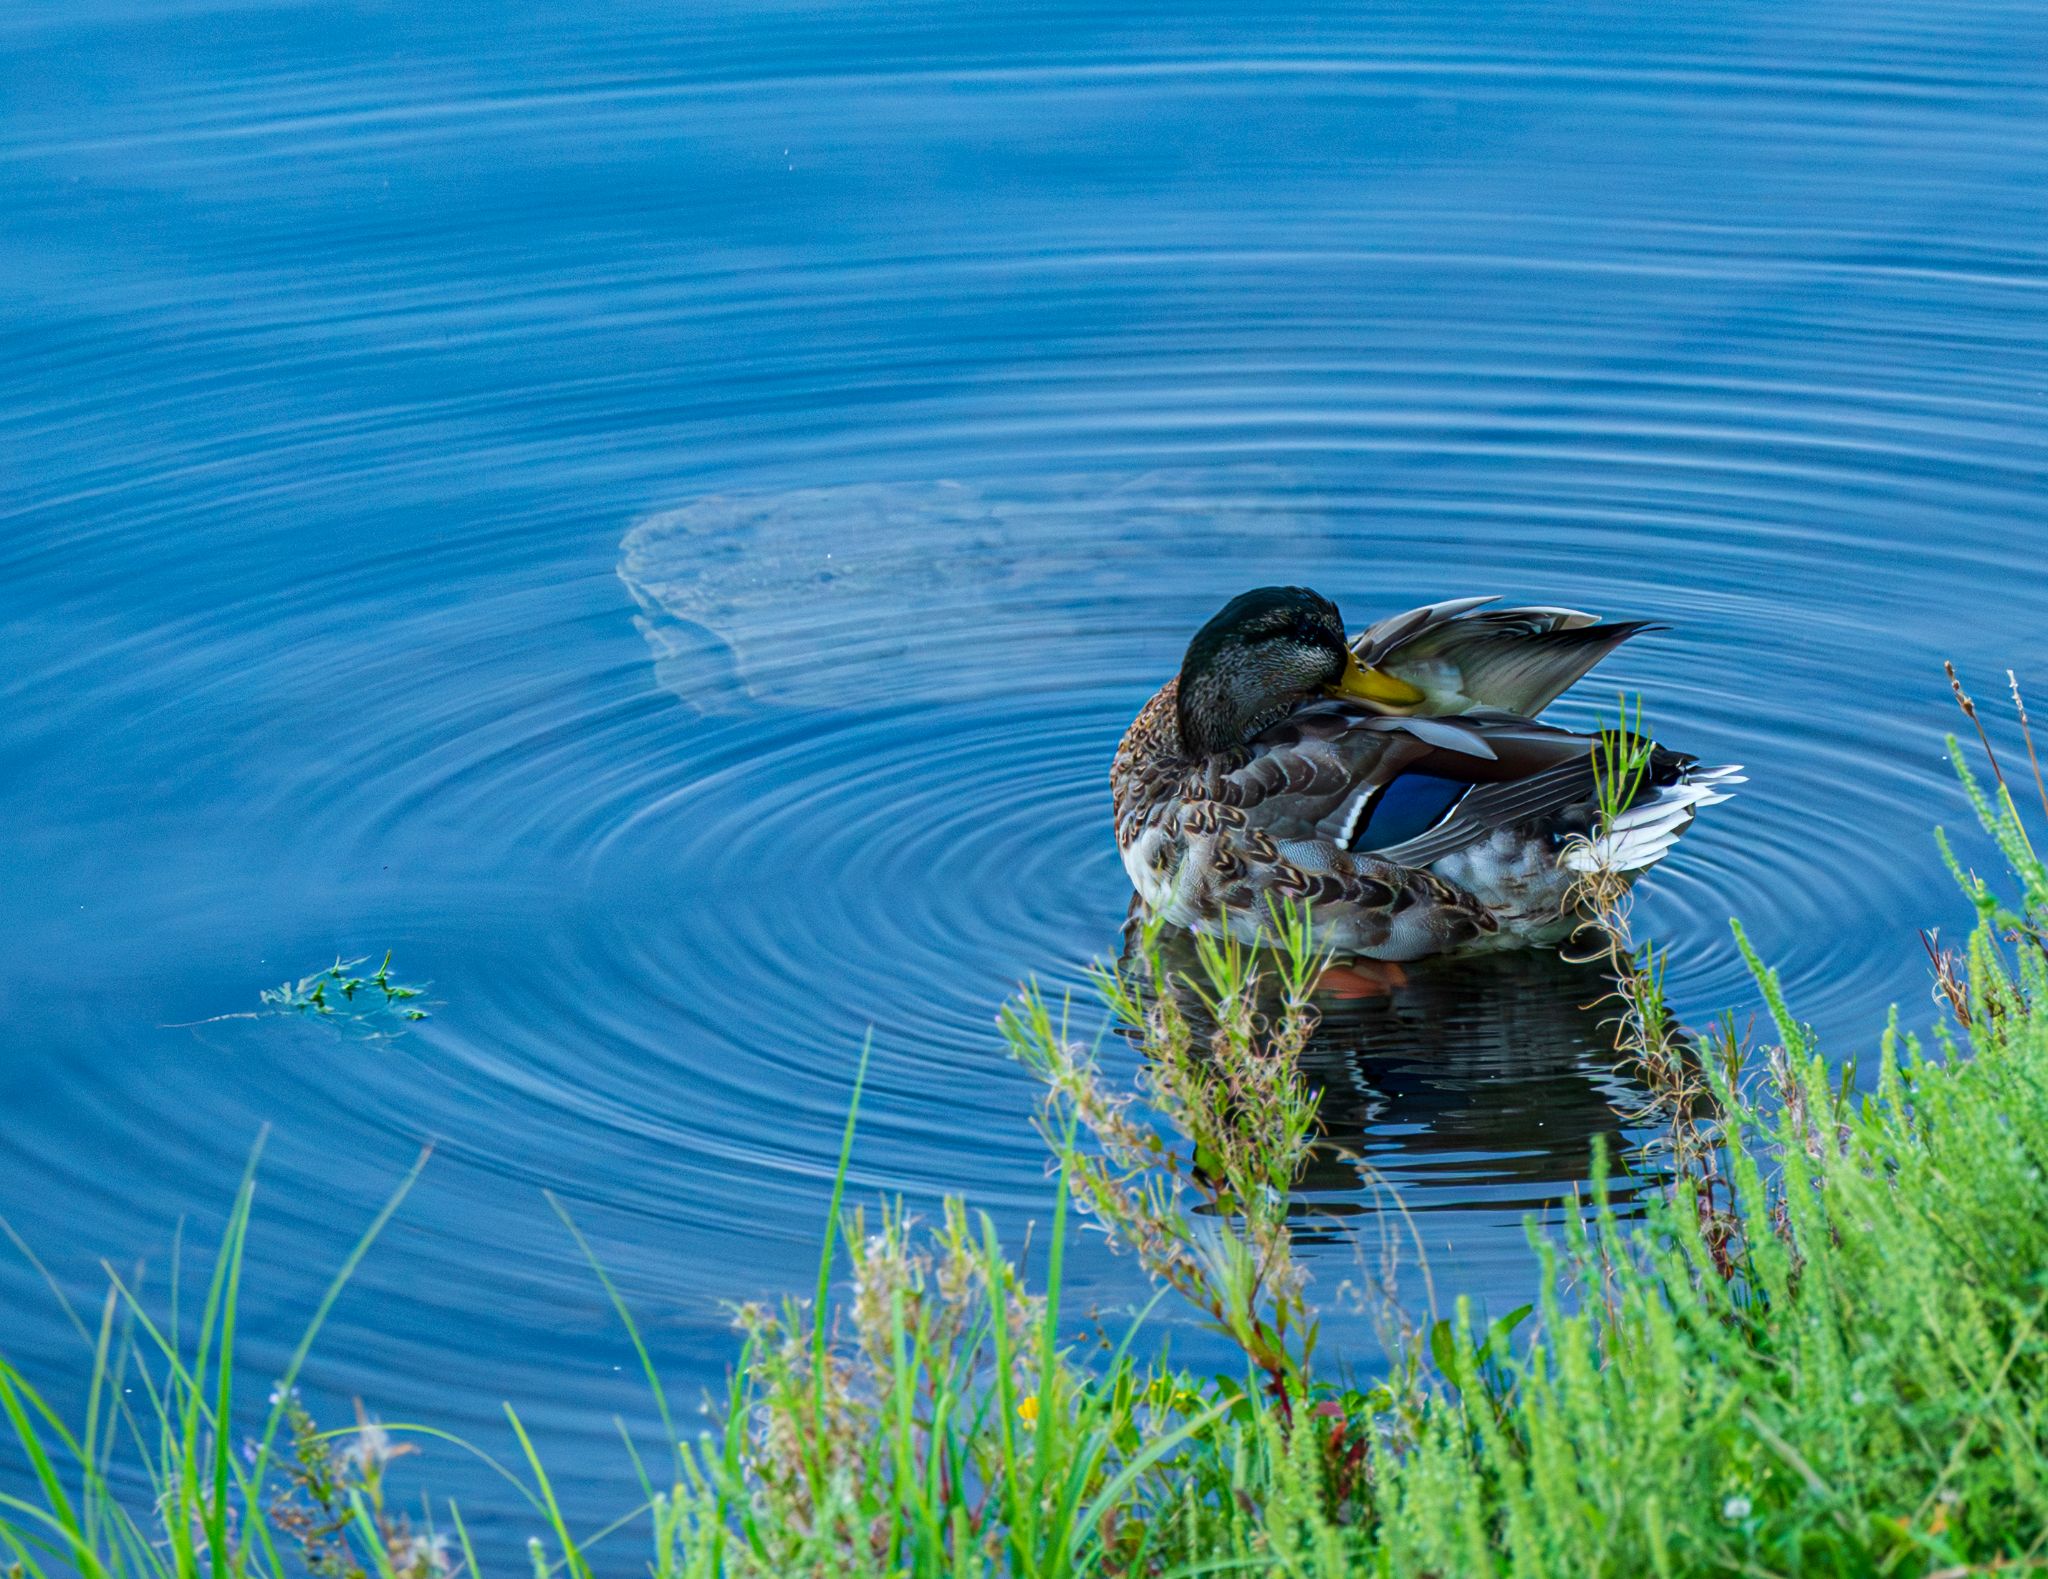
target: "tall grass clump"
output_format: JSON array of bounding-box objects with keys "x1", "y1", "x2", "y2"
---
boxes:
[
  {"x1": 9, "y1": 683, "x2": 2048, "y2": 1575},
  {"x1": 1562, "y1": 702, "x2": 1748, "y2": 1212},
  {"x1": 0, "y1": 1145, "x2": 453, "y2": 1579}
]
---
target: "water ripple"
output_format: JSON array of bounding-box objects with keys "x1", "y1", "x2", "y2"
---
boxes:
[{"x1": 5, "y1": 0, "x2": 2048, "y2": 1540}]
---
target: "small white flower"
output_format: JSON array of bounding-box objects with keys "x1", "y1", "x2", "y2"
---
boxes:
[
  {"x1": 1723, "y1": 1494, "x2": 1753, "y2": 1522},
  {"x1": 390, "y1": 1532, "x2": 453, "y2": 1578},
  {"x1": 337, "y1": 1416, "x2": 407, "y2": 1474}
]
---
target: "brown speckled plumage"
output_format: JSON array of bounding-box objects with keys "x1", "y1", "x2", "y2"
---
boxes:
[{"x1": 1112, "y1": 677, "x2": 1499, "y2": 958}]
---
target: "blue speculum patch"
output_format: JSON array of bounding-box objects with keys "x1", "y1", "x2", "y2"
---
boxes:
[{"x1": 1349, "y1": 774, "x2": 1475, "y2": 852}]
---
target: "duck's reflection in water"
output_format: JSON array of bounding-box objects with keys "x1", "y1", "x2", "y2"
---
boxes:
[{"x1": 1122, "y1": 931, "x2": 1664, "y2": 1247}]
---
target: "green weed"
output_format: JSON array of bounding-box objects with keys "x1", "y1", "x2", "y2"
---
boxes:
[{"x1": 261, "y1": 954, "x2": 429, "y2": 1025}]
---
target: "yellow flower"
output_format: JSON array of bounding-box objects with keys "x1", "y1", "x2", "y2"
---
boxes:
[{"x1": 1017, "y1": 1394, "x2": 1040, "y2": 1425}]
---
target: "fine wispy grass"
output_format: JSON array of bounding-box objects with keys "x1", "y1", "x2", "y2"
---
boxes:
[{"x1": 7, "y1": 703, "x2": 2048, "y2": 1577}]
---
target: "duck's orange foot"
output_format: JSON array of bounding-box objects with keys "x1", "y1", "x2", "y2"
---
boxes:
[{"x1": 1315, "y1": 959, "x2": 1411, "y2": 1000}]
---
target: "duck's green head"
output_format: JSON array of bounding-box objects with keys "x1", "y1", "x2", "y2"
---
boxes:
[{"x1": 1176, "y1": 585, "x2": 1424, "y2": 756}]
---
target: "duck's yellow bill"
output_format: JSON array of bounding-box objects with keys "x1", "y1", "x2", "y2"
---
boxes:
[{"x1": 1327, "y1": 652, "x2": 1426, "y2": 706}]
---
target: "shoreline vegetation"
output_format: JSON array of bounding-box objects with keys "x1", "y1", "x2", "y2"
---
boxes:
[{"x1": 8, "y1": 702, "x2": 2048, "y2": 1576}]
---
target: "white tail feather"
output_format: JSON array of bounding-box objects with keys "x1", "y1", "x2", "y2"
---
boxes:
[{"x1": 1563, "y1": 763, "x2": 1743, "y2": 876}]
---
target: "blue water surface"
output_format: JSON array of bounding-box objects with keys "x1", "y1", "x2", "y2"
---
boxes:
[{"x1": 5, "y1": 0, "x2": 2047, "y2": 1551}]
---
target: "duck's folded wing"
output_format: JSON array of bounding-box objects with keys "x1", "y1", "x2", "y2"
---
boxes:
[
  {"x1": 1352, "y1": 714, "x2": 1707, "y2": 871},
  {"x1": 1363, "y1": 759, "x2": 1603, "y2": 867},
  {"x1": 1352, "y1": 597, "x2": 1659, "y2": 717},
  {"x1": 1318, "y1": 716, "x2": 1622, "y2": 864},
  {"x1": 1222, "y1": 708, "x2": 1585, "y2": 840}
]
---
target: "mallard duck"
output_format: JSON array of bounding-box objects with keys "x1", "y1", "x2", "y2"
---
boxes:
[{"x1": 1111, "y1": 587, "x2": 1740, "y2": 960}]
